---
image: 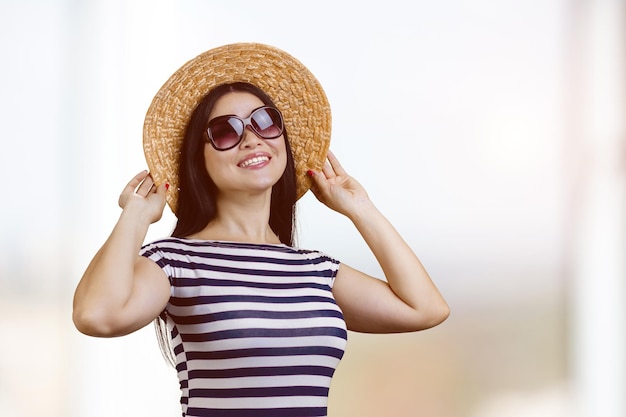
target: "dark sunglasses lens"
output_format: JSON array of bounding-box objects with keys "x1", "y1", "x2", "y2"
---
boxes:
[
  {"x1": 209, "y1": 117, "x2": 244, "y2": 149},
  {"x1": 251, "y1": 108, "x2": 283, "y2": 138}
]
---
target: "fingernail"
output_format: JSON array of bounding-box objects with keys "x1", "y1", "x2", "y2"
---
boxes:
[{"x1": 307, "y1": 170, "x2": 315, "y2": 177}]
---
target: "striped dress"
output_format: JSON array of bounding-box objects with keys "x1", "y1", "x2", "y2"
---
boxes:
[{"x1": 140, "y1": 238, "x2": 347, "y2": 417}]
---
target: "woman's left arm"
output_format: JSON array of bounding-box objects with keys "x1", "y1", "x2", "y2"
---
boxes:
[{"x1": 308, "y1": 151, "x2": 450, "y2": 333}]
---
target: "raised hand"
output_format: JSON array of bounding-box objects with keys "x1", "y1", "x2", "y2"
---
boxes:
[
  {"x1": 308, "y1": 151, "x2": 450, "y2": 333},
  {"x1": 308, "y1": 150, "x2": 371, "y2": 219},
  {"x1": 73, "y1": 169, "x2": 171, "y2": 337},
  {"x1": 118, "y1": 170, "x2": 169, "y2": 225}
]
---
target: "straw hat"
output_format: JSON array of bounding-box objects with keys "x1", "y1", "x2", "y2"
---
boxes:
[{"x1": 143, "y1": 43, "x2": 332, "y2": 214}]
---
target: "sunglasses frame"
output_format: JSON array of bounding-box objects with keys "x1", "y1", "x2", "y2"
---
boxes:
[{"x1": 205, "y1": 106, "x2": 284, "y2": 151}]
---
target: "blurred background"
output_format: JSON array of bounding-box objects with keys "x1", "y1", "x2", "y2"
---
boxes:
[{"x1": 0, "y1": 0, "x2": 624, "y2": 416}]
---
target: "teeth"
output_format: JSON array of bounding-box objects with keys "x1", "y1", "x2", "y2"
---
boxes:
[{"x1": 240, "y1": 156, "x2": 269, "y2": 167}]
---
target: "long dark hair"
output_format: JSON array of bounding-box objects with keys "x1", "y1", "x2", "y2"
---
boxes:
[
  {"x1": 156, "y1": 82, "x2": 298, "y2": 366},
  {"x1": 171, "y1": 82, "x2": 297, "y2": 244}
]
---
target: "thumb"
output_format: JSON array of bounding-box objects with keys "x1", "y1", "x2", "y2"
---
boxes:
[
  {"x1": 155, "y1": 181, "x2": 170, "y2": 198},
  {"x1": 307, "y1": 169, "x2": 330, "y2": 199},
  {"x1": 307, "y1": 169, "x2": 322, "y2": 187}
]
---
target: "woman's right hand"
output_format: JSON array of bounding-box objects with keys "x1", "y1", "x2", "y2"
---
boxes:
[
  {"x1": 73, "y1": 169, "x2": 171, "y2": 337},
  {"x1": 118, "y1": 170, "x2": 169, "y2": 224}
]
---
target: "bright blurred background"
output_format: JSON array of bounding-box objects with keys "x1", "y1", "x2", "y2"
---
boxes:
[{"x1": 0, "y1": 0, "x2": 624, "y2": 416}]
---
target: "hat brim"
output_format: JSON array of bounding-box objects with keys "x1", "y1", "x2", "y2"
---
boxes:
[{"x1": 143, "y1": 43, "x2": 332, "y2": 214}]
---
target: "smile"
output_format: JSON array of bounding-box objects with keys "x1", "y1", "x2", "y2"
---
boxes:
[{"x1": 238, "y1": 155, "x2": 270, "y2": 168}]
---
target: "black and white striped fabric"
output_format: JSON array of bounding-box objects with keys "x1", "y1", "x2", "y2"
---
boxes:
[{"x1": 140, "y1": 238, "x2": 347, "y2": 417}]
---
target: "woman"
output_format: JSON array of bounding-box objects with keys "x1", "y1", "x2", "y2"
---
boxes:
[{"x1": 73, "y1": 43, "x2": 449, "y2": 417}]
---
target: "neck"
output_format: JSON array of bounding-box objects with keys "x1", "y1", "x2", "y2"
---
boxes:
[{"x1": 192, "y1": 191, "x2": 280, "y2": 244}]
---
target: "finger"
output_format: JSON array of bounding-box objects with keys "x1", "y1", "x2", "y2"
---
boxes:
[
  {"x1": 119, "y1": 171, "x2": 149, "y2": 208},
  {"x1": 155, "y1": 181, "x2": 170, "y2": 199},
  {"x1": 307, "y1": 169, "x2": 330, "y2": 198},
  {"x1": 327, "y1": 150, "x2": 347, "y2": 176},
  {"x1": 125, "y1": 170, "x2": 149, "y2": 192},
  {"x1": 321, "y1": 159, "x2": 335, "y2": 179},
  {"x1": 136, "y1": 175, "x2": 155, "y2": 196}
]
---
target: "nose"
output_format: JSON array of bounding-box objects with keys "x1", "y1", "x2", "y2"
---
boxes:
[{"x1": 239, "y1": 125, "x2": 263, "y2": 148}]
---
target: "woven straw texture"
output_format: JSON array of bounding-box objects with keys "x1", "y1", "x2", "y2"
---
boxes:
[{"x1": 143, "y1": 43, "x2": 332, "y2": 214}]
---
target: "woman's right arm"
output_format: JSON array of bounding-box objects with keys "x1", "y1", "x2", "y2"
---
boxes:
[{"x1": 72, "y1": 171, "x2": 171, "y2": 337}]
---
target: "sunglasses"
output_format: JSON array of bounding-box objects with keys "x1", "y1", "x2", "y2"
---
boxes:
[{"x1": 205, "y1": 106, "x2": 284, "y2": 151}]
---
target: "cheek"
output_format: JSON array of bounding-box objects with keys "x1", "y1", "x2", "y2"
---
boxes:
[
  {"x1": 276, "y1": 138, "x2": 289, "y2": 170},
  {"x1": 203, "y1": 147, "x2": 220, "y2": 179}
]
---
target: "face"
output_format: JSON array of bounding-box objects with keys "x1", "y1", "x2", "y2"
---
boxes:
[{"x1": 204, "y1": 91, "x2": 288, "y2": 198}]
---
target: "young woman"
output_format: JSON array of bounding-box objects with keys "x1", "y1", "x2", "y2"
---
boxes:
[{"x1": 73, "y1": 43, "x2": 449, "y2": 417}]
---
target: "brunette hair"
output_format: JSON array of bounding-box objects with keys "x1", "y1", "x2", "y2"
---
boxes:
[{"x1": 171, "y1": 82, "x2": 297, "y2": 244}]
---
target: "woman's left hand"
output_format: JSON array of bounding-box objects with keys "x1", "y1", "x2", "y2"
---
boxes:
[
  {"x1": 309, "y1": 150, "x2": 450, "y2": 333},
  {"x1": 308, "y1": 150, "x2": 371, "y2": 219}
]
